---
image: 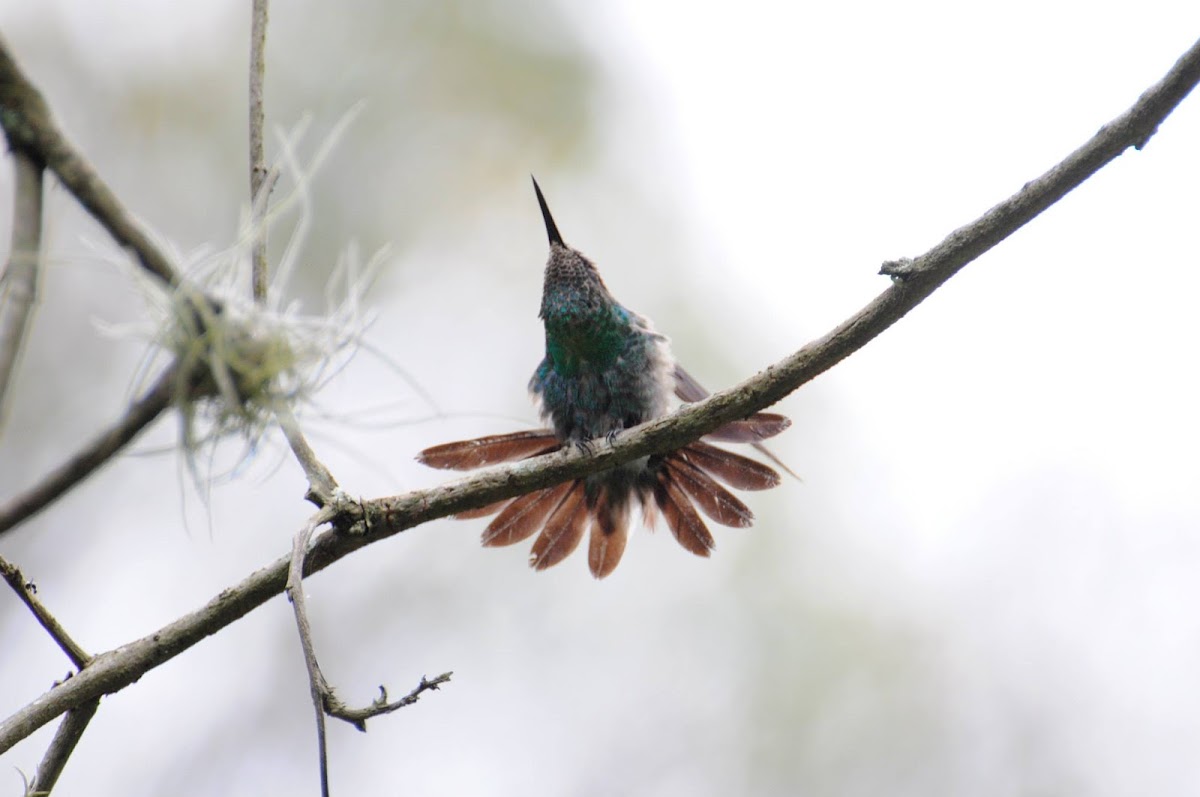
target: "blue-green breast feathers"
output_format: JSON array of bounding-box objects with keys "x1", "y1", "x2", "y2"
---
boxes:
[{"x1": 541, "y1": 293, "x2": 631, "y2": 375}]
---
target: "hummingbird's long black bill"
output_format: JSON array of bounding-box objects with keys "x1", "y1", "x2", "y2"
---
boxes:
[{"x1": 531, "y1": 175, "x2": 564, "y2": 246}]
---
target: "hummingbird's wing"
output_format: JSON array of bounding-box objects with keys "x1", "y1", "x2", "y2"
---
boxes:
[
  {"x1": 672, "y1": 363, "x2": 711, "y2": 403},
  {"x1": 673, "y1": 365, "x2": 799, "y2": 480}
]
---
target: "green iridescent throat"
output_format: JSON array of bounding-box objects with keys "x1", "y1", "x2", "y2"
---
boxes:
[{"x1": 544, "y1": 309, "x2": 627, "y2": 377}]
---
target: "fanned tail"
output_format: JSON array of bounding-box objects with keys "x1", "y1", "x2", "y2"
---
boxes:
[
  {"x1": 469, "y1": 440, "x2": 781, "y2": 577},
  {"x1": 417, "y1": 374, "x2": 792, "y2": 577}
]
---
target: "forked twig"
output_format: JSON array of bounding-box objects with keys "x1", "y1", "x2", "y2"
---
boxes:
[{"x1": 286, "y1": 502, "x2": 451, "y2": 797}]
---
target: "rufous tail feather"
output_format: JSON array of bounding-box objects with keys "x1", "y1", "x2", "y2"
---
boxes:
[
  {"x1": 654, "y1": 466, "x2": 716, "y2": 557},
  {"x1": 418, "y1": 429, "x2": 559, "y2": 470},
  {"x1": 680, "y1": 441, "x2": 782, "y2": 490},
  {"x1": 587, "y1": 485, "x2": 630, "y2": 578},
  {"x1": 482, "y1": 481, "x2": 573, "y2": 547},
  {"x1": 530, "y1": 481, "x2": 589, "y2": 570},
  {"x1": 666, "y1": 453, "x2": 754, "y2": 527}
]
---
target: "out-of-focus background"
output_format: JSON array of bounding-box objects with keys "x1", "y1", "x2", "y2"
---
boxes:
[{"x1": 2, "y1": 2, "x2": 1200, "y2": 795}]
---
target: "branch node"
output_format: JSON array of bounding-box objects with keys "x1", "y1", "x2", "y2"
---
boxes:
[{"x1": 879, "y1": 257, "x2": 916, "y2": 280}]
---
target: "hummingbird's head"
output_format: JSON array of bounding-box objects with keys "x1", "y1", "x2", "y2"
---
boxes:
[{"x1": 531, "y1": 176, "x2": 611, "y2": 312}]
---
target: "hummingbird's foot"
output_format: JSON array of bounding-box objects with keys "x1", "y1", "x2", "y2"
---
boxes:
[
  {"x1": 605, "y1": 429, "x2": 621, "y2": 446},
  {"x1": 572, "y1": 438, "x2": 596, "y2": 456}
]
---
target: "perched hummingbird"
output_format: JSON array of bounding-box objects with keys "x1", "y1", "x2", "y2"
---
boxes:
[{"x1": 418, "y1": 178, "x2": 791, "y2": 578}]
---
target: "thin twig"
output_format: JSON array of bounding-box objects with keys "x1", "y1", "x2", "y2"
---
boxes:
[
  {"x1": 276, "y1": 403, "x2": 338, "y2": 506},
  {"x1": 0, "y1": 555, "x2": 91, "y2": 668},
  {"x1": 286, "y1": 508, "x2": 336, "y2": 797},
  {"x1": 331, "y1": 673, "x2": 453, "y2": 731},
  {"x1": 249, "y1": 0, "x2": 271, "y2": 303},
  {"x1": 2, "y1": 32, "x2": 1199, "y2": 758},
  {"x1": 245, "y1": 0, "x2": 338, "y2": 508},
  {"x1": 0, "y1": 36, "x2": 181, "y2": 286},
  {"x1": 0, "y1": 150, "x2": 43, "y2": 435},
  {"x1": 0, "y1": 363, "x2": 181, "y2": 537},
  {"x1": 27, "y1": 699, "x2": 100, "y2": 795}
]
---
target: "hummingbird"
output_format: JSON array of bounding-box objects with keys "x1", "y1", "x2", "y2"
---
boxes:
[{"x1": 418, "y1": 177, "x2": 792, "y2": 578}]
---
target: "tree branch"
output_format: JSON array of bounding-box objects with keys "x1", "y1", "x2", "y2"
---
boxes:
[
  {"x1": 0, "y1": 36, "x2": 181, "y2": 287},
  {"x1": 0, "y1": 554, "x2": 92, "y2": 669},
  {"x1": 286, "y1": 508, "x2": 336, "y2": 797},
  {"x1": 2, "y1": 32, "x2": 1198, "y2": 759},
  {"x1": 249, "y1": 0, "x2": 270, "y2": 303},
  {"x1": 26, "y1": 699, "x2": 99, "y2": 795},
  {"x1": 275, "y1": 403, "x2": 338, "y2": 506},
  {"x1": 0, "y1": 150, "x2": 43, "y2": 435},
  {"x1": 2, "y1": 553, "x2": 96, "y2": 792},
  {"x1": 0, "y1": 362, "x2": 182, "y2": 537}
]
